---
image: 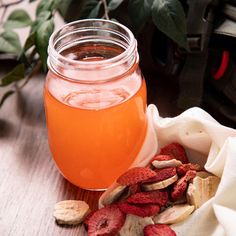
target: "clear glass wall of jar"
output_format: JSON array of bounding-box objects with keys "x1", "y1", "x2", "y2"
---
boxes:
[{"x1": 44, "y1": 19, "x2": 147, "y2": 190}]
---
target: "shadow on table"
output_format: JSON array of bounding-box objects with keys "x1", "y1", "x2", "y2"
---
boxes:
[
  {"x1": 16, "y1": 88, "x2": 46, "y2": 127},
  {"x1": 0, "y1": 119, "x2": 14, "y2": 138},
  {"x1": 58, "y1": 175, "x2": 103, "y2": 211}
]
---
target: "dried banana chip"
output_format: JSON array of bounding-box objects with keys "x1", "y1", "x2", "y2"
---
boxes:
[
  {"x1": 196, "y1": 171, "x2": 212, "y2": 178},
  {"x1": 53, "y1": 200, "x2": 90, "y2": 225},
  {"x1": 187, "y1": 174, "x2": 220, "y2": 208},
  {"x1": 153, "y1": 204, "x2": 194, "y2": 224},
  {"x1": 142, "y1": 174, "x2": 178, "y2": 191},
  {"x1": 102, "y1": 185, "x2": 127, "y2": 205},
  {"x1": 119, "y1": 214, "x2": 154, "y2": 236},
  {"x1": 152, "y1": 159, "x2": 182, "y2": 169}
]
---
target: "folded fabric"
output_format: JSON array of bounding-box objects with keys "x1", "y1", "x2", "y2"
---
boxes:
[{"x1": 99, "y1": 104, "x2": 236, "y2": 236}]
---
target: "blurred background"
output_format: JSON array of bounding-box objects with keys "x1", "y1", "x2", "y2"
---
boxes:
[{"x1": 0, "y1": 0, "x2": 236, "y2": 128}]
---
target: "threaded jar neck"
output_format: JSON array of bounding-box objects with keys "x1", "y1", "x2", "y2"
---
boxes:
[{"x1": 48, "y1": 19, "x2": 138, "y2": 83}]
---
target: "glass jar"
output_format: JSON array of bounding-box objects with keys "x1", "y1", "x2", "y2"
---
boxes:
[{"x1": 44, "y1": 19, "x2": 147, "y2": 190}]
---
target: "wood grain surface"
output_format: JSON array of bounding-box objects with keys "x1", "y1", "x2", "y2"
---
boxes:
[
  {"x1": 0, "y1": 57, "x2": 177, "y2": 236},
  {"x1": 0, "y1": 61, "x2": 234, "y2": 236},
  {"x1": 0, "y1": 70, "x2": 102, "y2": 236}
]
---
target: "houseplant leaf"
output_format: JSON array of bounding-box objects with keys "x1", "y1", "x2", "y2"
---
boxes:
[
  {"x1": 24, "y1": 32, "x2": 36, "y2": 51},
  {"x1": 128, "y1": 0, "x2": 154, "y2": 29},
  {"x1": 0, "y1": 30, "x2": 22, "y2": 54},
  {"x1": 88, "y1": 1, "x2": 102, "y2": 18},
  {"x1": 4, "y1": 9, "x2": 32, "y2": 29},
  {"x1": 57, "y1": 0, "x2": 73, "y2": 17},
  {"x1": 31, "y1": 11, "x2": 52, "y2": 33},
  {"x1": 36, "y1": 0, "x2": 55, "y2": 16},
  {"x1": 0, "y1": 64, "x2": 25, "y2": 87},
  {"x1": 108, "y1": 0, "x2": 124, "y2": 11},
  {"x1": 152, "y1": 0, "x2": 188, "y2": 49},
  {"x1": 80, "y1": 0, "x2": 100, "y2": 19},
  {"x1": 36, "y1": 19, "x2": 54, "y2": 71}
]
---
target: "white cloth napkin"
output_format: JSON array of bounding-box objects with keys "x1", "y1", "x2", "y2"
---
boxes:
[{"x1": 99, "y1": 104, "x2": 236, "y2": 236}]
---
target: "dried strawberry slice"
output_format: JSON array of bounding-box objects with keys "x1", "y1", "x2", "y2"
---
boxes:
[
  {"x1": 143, "y1": 224, "x2": 176, "y2": 236},
  {"x1": 84, "y1": 210, "x2": 95, "y2": 230},
  {"x1": 143, "y1": 167, "x2": 176, "y2": 184},
  {"x1": 177, "y1": 163, "x2": 201, "y2": 176},
  {"x1": 118, "y1": 202, "x2": 160, "y2": 217},
  {"x1": 184, "y1": 170, "x2": 197, "y2": 181},
  {"x1": 129, "y1": 184, "x2": 141, "y2": 195},
  {"x1": 86, "y1": 205, "x2": 126, "y2": 236},
  {"x1": 171, "y1": 179, "x2": 188, "y2": 202},
  {"x1": 171, "y1": 170, "x2": 196, "y2": 201},
  {"x1": 160, "y1": 143, "x2": 189, "y2": 164},
  {"x1": 151, "y1": 155, "x2": 173, "y2": 162},
  {"x1": 117, "y1": 167, "x2": 157, "y2": 186},
  {"x1": 126, "y1": 190, "x2": 168, "y2": 207}
]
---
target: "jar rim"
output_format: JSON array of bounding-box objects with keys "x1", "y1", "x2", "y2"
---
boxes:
[{"x1": 48, "y1": 19, "x2": 136, "y2": 68}]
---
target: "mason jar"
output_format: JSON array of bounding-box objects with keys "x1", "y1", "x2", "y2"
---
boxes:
[{"x1": 44, "y1": 19, "x2": 147, "y2": 190}]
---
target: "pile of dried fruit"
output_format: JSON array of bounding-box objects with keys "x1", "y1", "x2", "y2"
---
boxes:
[{"x1": 53, "y1": 142, "x2": 220, "y2": 236}]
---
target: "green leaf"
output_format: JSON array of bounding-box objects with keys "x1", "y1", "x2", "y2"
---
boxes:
[
  {"x1": 108, "y1": 0, "x2": 124, "y2": 11},
  {"x1": 0, "y1": 30, "x2": 21, "y2": 54},
  {"x1": 0, "y1": 90, "x2": 15, "y2": 107},
  {"x1": 31, "y1": 11, "x2": 52, "y2": 33},
  {"x1": 18, "y1": 51, "x2": 30, "y2": 67},
  {"x1": 88, "y1": 1, "x2": 102, "y2": 18},
  {"x1": 36, "y1": 0, "x2": 55, "y2": 16},
  {"x1": 54, "y1": 0, "x2": 66, "y2": 9},
  {"x1": 57, "y1": 0, "x2": 73, "y2": 17},
  {"x1": 18, "y1": 32, "x2": 36, "y2": 65},
  {"x1": 24, "y1": 32, "x2": 36, "y2": 51},
  {"x1": 36, "y1": 19, "x2": 54, "y2": 71},
  {"x1": 80, "y1": 0, "x2": 100, "y2": 19},
  {"x1": 128, "y1": 0, "x2": 154, "y2": 28},
  {"x1": 36, "y1": 11, "x2": 52, "y2": 22},
  {"x1": 152, "y1": 0, "x2": 188, "y2": 49},
  {"x1": 4, "y1": 9, "x2": 32, "y2": 29},
  {"x1": 0, "y1": 64, "x2": 25, "y2": 87}
]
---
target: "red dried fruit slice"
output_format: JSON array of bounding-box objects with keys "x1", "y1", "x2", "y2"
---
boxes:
[
  {"x1": 171, "y1": 170, "x2": 197, "y2": 201},
  {"x1": 144, "y1": 224, "x2": 176, "y2": 236},
  {"x1": 118, "y1": 202, "x2": 160, "y2": 217},
  {"x1": 86, "y1": 205, "x2": 126, "y2": 236},
  {"x1": 171, "y1": 179, "x2": 188, "y2": 201},
  {"x1": 142, "y1": 175, "x2": 178, "y2": 191},
  {"x1": 129, "y1": 184, "x2": 141, "y2": 195},
  {"x1": 117, "y1": 167, "x2": 157, "y2": 186},
  {"x1": 151, "y1": 155, "x2": 173, "y2": 162},
  {"x1": 126, "y1": 190, "x2": 168, "y2": 207},
  {"x1": 143, "y1": 167, "x2": 176, "y2": 184},
  {"x1": 84, "y1": 210, "x2": 95, "y2": 230},
  {"x1": 160, "y1": 143, "x2": 189, "y2": 164},
  {"x1": 153, "y1": 160, "x2": 182, "y2": 169},
  {"x1": 177, "y1": 163, "x2": 201, "y2": 176},
  {"x1": 184, "y1": 170, "x2": 197, "y2": 181}
]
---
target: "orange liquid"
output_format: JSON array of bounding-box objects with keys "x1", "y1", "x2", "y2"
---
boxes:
[{"x1": 44, "y1": 44, "x2": 147, "y2": 189}]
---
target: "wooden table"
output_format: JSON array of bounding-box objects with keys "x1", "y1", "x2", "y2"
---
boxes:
[
  {"x1": 0, "y1": 57, "x2": 178, "y2": 236},
  {"x1": 0, "y1": 67, "x2": 103, "y2": 235},
  {"x1": 0, "y1": 61, "x2": 234, "y2": 235},
  {"x1": 0, "y1": 62, "x2": 174, "y2": 235}
]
